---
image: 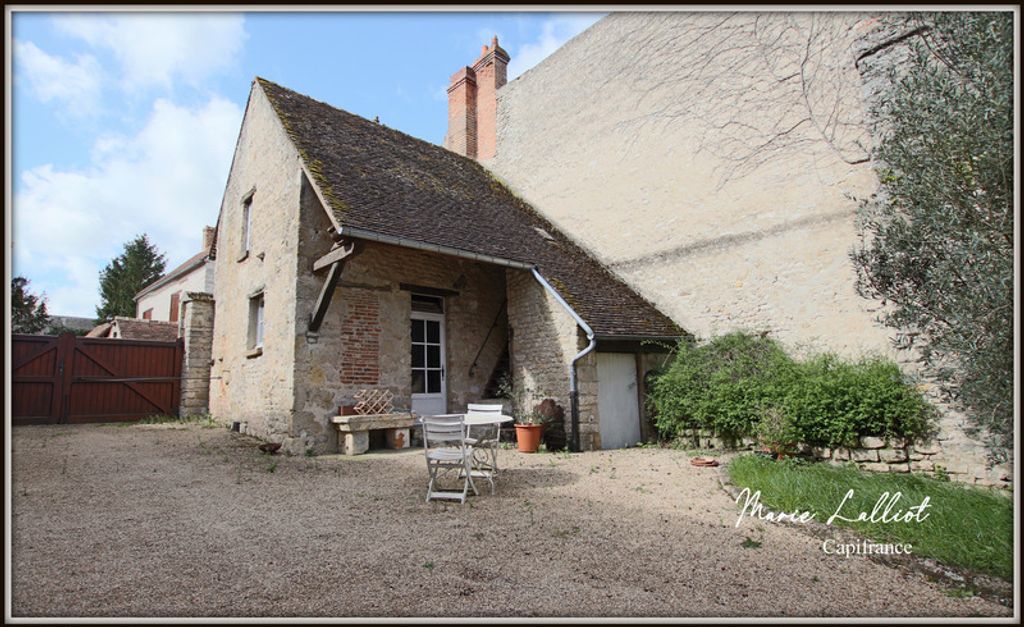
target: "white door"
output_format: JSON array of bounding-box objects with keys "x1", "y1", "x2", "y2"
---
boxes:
[
  {"x1": 410, "y1": 311, "x2": 446, "y2": 416},
  {"x1": 597, "y1": 352, "x2": 641, "y2": 449}
]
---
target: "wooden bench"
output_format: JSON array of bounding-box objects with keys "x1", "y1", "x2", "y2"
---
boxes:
[{"x1": 331, "y1": 413, "x2": 418, "y2": 455}]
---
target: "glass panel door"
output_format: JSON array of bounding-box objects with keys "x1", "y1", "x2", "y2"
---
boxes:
[{"x1": 411, "y1": 311, "x2": 446, "y2": 415}]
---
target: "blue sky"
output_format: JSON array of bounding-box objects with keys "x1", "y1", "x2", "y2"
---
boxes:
[{"x1": 10, "y1": 10, "x2": 603, "y2": 316}]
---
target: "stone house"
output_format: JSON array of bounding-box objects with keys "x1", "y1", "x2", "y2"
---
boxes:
[
  {"x1": 134, "y1": 226, "x2": 217, "y2": 323},
  {"x1": 442, "y1": 14, "x2": 1007, "y2": 484},
  {"x1": 207, "y1": 77, "x2": 682, "y2": 455}
]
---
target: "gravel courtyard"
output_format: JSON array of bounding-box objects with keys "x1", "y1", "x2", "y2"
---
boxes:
[{"x1": 10, "y1": 423, "x2": 1010, "y2": 618}]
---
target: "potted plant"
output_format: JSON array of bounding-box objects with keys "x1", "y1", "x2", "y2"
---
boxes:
[{"x1": 514, "y1": 411, "x2": 547, "y2": 453}]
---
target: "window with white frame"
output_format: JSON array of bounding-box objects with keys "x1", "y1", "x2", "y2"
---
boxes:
[{"x1": 248, "y1": 292, "x2": 265, "y2": 350}]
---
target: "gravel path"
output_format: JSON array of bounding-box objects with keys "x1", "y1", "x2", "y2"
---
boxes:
[{"x1": 10, "y1": 424, "x2": 1010, "y2": 618}]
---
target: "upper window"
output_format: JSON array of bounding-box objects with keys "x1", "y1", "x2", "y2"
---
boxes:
[
  {"x1": 169, "y1": 292, "x2": 181, "y2": 323},
  {"x1": 248, "y1": 292, "x2": 265, "y2": 351},
  {"x1": 240, "y1": 192, "x2": 254, "y2": 258}
]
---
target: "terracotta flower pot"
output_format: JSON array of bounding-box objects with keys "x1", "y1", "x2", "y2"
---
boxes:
[{"x1": 514, "y1": 423, "x2": 545, "y2": 453}]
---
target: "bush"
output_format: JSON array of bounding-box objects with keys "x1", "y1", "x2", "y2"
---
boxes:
[{"x1": 650, "y1": 332, "x2": 933, "y2": 448}]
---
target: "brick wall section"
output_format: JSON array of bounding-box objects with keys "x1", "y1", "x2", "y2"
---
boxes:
[
  {"x1": 339, "y1": 289, "x2": 381, "y2": 385},
  {"x1": 472, "y1": 38, "x2": 508, "y2": 161},
  {"x1": 444, "y1": 38, "x2": 508, "y2": 160},
  {"x1": 444, "y1": 68, "x2": 477, "y2": 158},
  {"x1": 506, "y1": 268, "x2": 600, "y2": 450},
  {"x1": 179, "y1": 292, "x2": 215, "y2": 417}
]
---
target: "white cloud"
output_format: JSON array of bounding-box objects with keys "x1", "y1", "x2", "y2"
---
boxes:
[
  {"x1": 13, "y1": 39, "x2": 103, "y2": 115},
  {"x1": 13, "y1": 97, "x2": 243, "y2": 315},
  {"x1": 54, "y1": 13, "x2": 246, "y2": 91},
  {"x1": 508, "y1": 14, "x2": 604, "y2": 80}
]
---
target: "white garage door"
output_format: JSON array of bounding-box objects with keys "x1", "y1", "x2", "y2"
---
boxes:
[{"x1": 597, "y1": 352, "x2": 641, "y2": 449}]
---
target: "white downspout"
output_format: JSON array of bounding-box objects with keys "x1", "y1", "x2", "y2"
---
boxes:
[{"x1": 531, "y1": 268, "x2": 596, "y2": 452}]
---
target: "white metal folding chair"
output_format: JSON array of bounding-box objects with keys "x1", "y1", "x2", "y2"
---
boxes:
[
  {"x1": 422, "y1": 414, "x2": 478, "y2": 503},
  {"x1": 465, "y1": 403, "x2": 504, "y2": 482}
]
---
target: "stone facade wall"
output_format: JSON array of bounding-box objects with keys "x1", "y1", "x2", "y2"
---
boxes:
[
  {"x1": 179, "y1": 292, "x2": 214, "y2": 417},
  {"x1": 208, "y1": 82, "x2": 302, "y2": 443},
  {"x1": 486, "y1": 12, "x2": 1007, "y2": 482},
  {"x1": 290, "y1": 183, "x2": 510, "y2": 453},
  {"x1": 506, "y1": 268, "x2": 599, "y2": 450}
]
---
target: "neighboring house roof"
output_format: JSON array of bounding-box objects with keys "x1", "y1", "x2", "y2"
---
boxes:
[
  {"x1": 256, "y1": 78, "x2": 683, "y2": 339},
  {"x1": 134, "y1": 248, "x2": 210, "y2": 301},
  {"x1": 91, "y1": 317, "x2": 179, "y2": 342}
]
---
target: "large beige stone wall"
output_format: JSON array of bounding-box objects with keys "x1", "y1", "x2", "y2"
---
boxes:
[
  {"x1": 487, "y1": 13, "x2": 1008, "y2": 483},
  {"x1": 490, "y1": 12, "x2": 887, "y2": 357},
  {"x1": 506, "y1": 269, "x2": 599, "y2": 450},
  {"x1": 209, "y1": 83, "x2": 302, "y2": 441}
]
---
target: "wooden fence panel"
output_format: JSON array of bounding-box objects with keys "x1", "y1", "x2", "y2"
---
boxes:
[{"x1": 11, "y1": 333, "x2": 183, "y2": 425}]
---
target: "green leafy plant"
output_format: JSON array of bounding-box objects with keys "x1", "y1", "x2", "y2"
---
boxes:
[
  {"x1": 649, "y1": 332, "x2": 934, "y2": 449},
  {"x1": 96, "y1": 234, "x2": 167, "y2": 321},
  {"x1": 11, "y1": 276, "x2": 51, "y2": 334},
  {"x1": 850, "y1": 13, "x2": 1013, "y2": 458},
  {"x1": 755, "y1": 407, "x2": 800, "y2": 459}
]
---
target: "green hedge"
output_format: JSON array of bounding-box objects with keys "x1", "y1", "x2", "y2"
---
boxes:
[{"x1": 649, "y1": 332, "x2": 933, "y2": 448}]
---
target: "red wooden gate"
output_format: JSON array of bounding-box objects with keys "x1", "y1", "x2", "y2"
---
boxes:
[{"x1": 11, "y1": 333, "x2": 183, "y2": 425}]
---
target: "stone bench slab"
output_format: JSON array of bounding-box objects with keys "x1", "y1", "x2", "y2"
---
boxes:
[
  {"x1": 330, "y1": 413, "x2": 417, "y2": 455},
  {"x1": 330, "y1": 413, "x2": 417, "y2": 432}
]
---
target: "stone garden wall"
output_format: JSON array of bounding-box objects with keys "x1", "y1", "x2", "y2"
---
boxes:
[
  {"x1": 678, "y1": 429, "x2": 1007, "y2": 488},
  {"x1": 178, "y1": 292, "x2": 215, "y2": 417}
]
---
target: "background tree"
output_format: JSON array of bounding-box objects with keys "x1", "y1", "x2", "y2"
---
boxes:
[
  {"x1": 12, "y1": 276, "x2": 51, "y2": 334},
  {"x1": 851, "y1": 13, "x2": 1013, "y2": 455},
  {"x1": 96, "y1": 234, "x2": 167, "y2": 321}
]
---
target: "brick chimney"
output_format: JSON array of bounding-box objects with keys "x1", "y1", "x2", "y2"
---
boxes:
[
  {"x1": 202, "y1": 226, "x2": 215, "y2": 250},
  {"x1": 444, "y1": 36, "x2": 510, "y2": 160}
]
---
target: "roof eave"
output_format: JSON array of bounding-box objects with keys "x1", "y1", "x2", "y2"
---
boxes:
[
  {"x1": 133, "y1": 255, "x2": 209, "y2": 301},
  {"x1": 338, "y1": 225, "x2": 535, "y2": 271}
]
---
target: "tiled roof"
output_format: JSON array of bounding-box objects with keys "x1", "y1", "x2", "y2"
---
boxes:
[
  {"x1": 111, "y1": 317, "x2": 179, "y2": 342},
  {"x1": 257, "y1": 78, "x2": 683, "y2": 339},
  {"x1": 47, "y1": 315, "x2": 96, "y2": 333},
  {"x1": 135, "y1": 248, "x2": 210, "y2": 300}
]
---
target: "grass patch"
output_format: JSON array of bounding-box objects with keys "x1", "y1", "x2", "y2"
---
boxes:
[
  {"x1": 741, "y1": 537, "x2": 762, "y2": 549},
  {"x1": 728, "y1": 454, "x2": 1012, "y2": 580}
]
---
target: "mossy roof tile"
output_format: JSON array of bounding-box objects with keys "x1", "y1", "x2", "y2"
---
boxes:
[{"x1": 257, "y1": 77, "x2": 682, "y2": 339}]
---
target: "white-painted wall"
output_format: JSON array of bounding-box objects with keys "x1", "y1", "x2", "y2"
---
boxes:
[{"x1": 136, "y1": 262, "x2": 214, "y2": 322}]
